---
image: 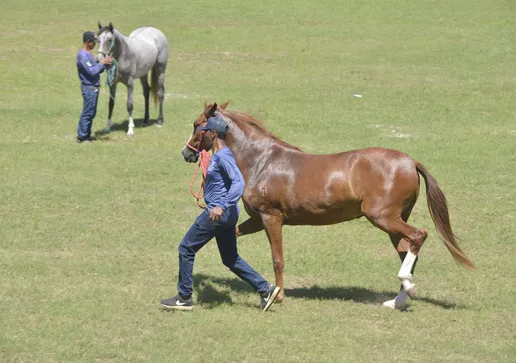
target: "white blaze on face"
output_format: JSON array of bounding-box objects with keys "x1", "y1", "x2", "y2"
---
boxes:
[
  {"x1": 182, "y1": 132, "x2": 195, "y2": 151},
  {"x1": 96, "y1": 31, "x2": 112, "y2": 62}
]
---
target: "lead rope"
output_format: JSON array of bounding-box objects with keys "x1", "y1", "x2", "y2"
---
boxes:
[
  {"x1": 189, "y1": 150, "x2": 211, "y2": 209},
  {"x1": 105, "y1": 36, "x2": 118, "y2": 88}
]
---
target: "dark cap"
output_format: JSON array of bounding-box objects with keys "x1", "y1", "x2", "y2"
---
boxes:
[
  {"x1": 201, "y1": 115, "x2": 228, "y2": 135},
  {"x1": 83, "y1": 31, "x2": 97, "y2": 43}
]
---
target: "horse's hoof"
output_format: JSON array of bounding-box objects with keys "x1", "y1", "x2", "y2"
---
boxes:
[
  {"x1": 406, "y1": 285, "x2": 417, "y2": 298},
  {"x1": 156, "y1": 120, "x2": 163, "y2": 128},
  {"x1": 127, "y1": 130, "x2": 135, "y2": 136},
  {"x1": 275, "y1": 293, "x2": 284, "y2": 304},
  {"x1": 103, "y1": 128, "x2": 111, "y2": 133},
  {"x1": 382, "y1": 299, "x2": 407, "y2": 311},
  {"x1": 141, "y1": 122, "x2": 149, "y2": 127}
]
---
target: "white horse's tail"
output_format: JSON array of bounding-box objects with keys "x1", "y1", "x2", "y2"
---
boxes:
[{"x1": 150, "y1": 67, "x2": 159, "y2": 107}]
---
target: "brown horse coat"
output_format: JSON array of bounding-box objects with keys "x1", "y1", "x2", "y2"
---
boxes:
[{"x1": 182, "y1": 102, "x2": 475, "y2": 303}]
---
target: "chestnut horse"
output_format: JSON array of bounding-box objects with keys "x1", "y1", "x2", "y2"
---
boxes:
[{"x1": 181, "y1": 101, "x2": 475, "y2": 310}]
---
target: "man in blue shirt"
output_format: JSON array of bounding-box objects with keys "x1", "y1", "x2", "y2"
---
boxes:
[
  {"x1": 76, "y1": 31, "x2": 112, "y2": 143},
  {"x1": 160, "y1": 115, "x2": 280, "y2": 311}
]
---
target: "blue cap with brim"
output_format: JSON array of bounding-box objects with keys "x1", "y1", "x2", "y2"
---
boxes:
[
  {"x1": 201, "y1": 115, "x2": 228, "y2": 133},
  {"x1": 83, "y1": 31, "x2": 97, "y2": 42}
]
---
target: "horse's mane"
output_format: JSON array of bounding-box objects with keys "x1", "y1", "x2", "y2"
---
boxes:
[{"x1": 222, "y1": 110, "x2": 303, "y2": 152}]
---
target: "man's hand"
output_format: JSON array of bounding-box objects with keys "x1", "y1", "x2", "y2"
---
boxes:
[
  {"x1": 209, "y1": 206, "x2": 224, "y2": 222},
  {"x1": 101, "y1": 56, "x2": 113, "y2": 65}
]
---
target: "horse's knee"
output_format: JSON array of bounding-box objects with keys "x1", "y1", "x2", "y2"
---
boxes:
[{"x1": 272, "y1": 258, "x2": 284, "y2": 272}]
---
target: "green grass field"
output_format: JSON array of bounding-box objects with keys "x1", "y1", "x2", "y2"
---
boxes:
[{"x1": 1, "y1": 0, "x2": 515, "y2": 361}]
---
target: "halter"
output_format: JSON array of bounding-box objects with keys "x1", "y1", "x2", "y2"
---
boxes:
[
  {"x1": 186, "y1": 122, "x2": 212, "y2": 209},
  {"x1": 97, "y1": 32, "x2": 118, "y2": 87}
]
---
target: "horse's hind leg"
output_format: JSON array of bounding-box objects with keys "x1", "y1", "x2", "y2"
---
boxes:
[
  {"x1": 365, "y1": 204, "x2": 428, "y2": 309},
  {"x1": 383, "y1": 204, "x2": 420, "y2": 310},
  {"x1": 154, "y1": 65, "x2": 166, "y2": 127},
  {"x1": 140, "y1": 75, "x2": 150, "y2": 126}
]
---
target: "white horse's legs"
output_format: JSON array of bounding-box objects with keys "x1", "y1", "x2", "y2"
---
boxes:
[
  {"x1": 104, "y1": 85, "x2": 117, "y2": 133},
  {"x1": 126, "y1": 81, "x2": 135, "y2": 136}
]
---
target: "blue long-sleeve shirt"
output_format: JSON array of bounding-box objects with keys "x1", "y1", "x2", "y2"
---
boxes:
[
  {"x1": 204, "y1": 147, "x2": 245, "y2": 213},
  {"x1": 76, "y1": 49, "x2": 105, "y2": 86}
]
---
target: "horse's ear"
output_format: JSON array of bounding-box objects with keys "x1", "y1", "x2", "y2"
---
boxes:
[
  {"x1": 108, "y1": 22, "x2": 114, "y2": 31},
  {"x1": 208, "y1": 103, "x2": 218, "y2": 117},
  {"x1": 219, "y1": 100, "x2": 230, "y2": 110},
  {"x1": 98, "y1": 21, "x2": 102, "y2": 29}
]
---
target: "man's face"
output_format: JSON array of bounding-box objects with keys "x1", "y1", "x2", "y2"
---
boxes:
[{"x1": 87, "y1": 40, "x2": 96, "y2": 50}]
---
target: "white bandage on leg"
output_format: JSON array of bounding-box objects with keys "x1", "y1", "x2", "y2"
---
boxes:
[
  {"x1": 398, "y1": 250, "x2": 417, "y2": 280},
  {"x1": 398, "y1": 251, "x2": 417, "y2": 296}
]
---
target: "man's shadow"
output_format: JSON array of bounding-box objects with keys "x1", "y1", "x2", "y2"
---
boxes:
[{"x1": 192, "y1": 273, "x2": 465, "y2": 310}]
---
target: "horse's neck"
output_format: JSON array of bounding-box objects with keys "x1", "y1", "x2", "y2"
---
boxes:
[
  {"x1": 112, "y1": 30, "x2": 130, "y2": 60},
  {"x1": 225, "y1": 117, "x2": 286, "y2": 176}
]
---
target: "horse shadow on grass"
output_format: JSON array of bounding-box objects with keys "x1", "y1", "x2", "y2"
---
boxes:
[
  {"x1": 93, "y1": 118, "x2": 160, "y2": 139},
  {"x1": 190, "y1": 273, "x2": 465, "y2": 310}
]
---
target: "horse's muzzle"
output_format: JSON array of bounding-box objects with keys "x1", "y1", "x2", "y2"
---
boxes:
[{"x1": 182, "y1": 148, "x2": 198, "y2": 163}]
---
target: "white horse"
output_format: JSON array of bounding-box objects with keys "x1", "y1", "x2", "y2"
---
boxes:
[{"x1": 96, "y1": 22, "x2": 169, "y2": 136}]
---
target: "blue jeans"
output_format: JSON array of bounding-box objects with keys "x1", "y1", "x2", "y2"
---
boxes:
[
  {"x1": 177, "y1": 208, "x2": 269, "y2": 298},
  {"x1": 77, "y1": 85, "x2": 99, "y2": 140}
]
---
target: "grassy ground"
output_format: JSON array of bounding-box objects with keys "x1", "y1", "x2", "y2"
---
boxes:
[{"x1": 1, "y1": 0, "x2": 515, "y2": 362}]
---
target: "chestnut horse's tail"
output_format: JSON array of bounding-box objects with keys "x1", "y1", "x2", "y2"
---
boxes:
[{"x1": 415, "y1": 161, "x2": 476, "y2": 270}]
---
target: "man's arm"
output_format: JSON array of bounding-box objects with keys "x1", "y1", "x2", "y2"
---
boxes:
[
  {"x1": 216, "y1": 156, "x2": 245, "y2": 211},
  {"x1": 78, "y1": 54, "x2": 106, "y2": 77}
]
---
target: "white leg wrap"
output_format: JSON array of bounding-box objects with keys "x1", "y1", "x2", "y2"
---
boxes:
[
  {"x1": 398, "y1": 251, "x2": 417, "y2": 297},
  {"x1": 127, "y1": 117, "x2": 135, "y2": 136},
  {"x1": 382, "y1": 289, "x2": 408, "y2": 310},
  {"x1": 398, "y1": 251, "x2": 417, "y2": 280}
]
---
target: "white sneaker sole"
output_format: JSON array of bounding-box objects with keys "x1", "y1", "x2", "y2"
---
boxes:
[
  {"x1": 161, "y1": 303, "x2": 194, "y2": 311},
  {"x1": 262, "y1": 286, "x2": 280, "y2": 312}
]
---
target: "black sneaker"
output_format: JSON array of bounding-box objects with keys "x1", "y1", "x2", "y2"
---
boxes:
[
  {"x1": 76, "y1": 137, "x2": 95, "y2": 143},
  {"x1": 160, "y1": 295, "x2": 194, "y2": 311},
  {"x1": 260, "y1": 284, "x2": 280, "y2": 312}
]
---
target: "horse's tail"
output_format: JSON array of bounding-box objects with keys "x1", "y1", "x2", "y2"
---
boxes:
[
  {"x1": 415, "y1": 160, "x2": 476, "y2": 270},
  {"x1": 150, "y1": 67, "x2": 159, "y2": 107}
]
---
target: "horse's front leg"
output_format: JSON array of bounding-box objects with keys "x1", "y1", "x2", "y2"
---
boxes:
[
  {"x1": 104, "y1": 84, "x2": 117, "y2": 133},
  {"x1": 260, "y1": 212, "x2": 285, "y2": 303},
  {"x1": 126, "y1": 80, "x2": 135, "y2": 136}
]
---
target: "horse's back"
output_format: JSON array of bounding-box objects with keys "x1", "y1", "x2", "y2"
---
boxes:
[
  {"x1": 128, "y1": 27, "x2": 169, "y2": 66},
  {"x1": 129, "y1": 27, "x2": 167, "y2": 42}
]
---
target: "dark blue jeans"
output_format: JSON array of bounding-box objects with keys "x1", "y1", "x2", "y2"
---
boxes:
[
  {"x1": 177, "y1": 208, "x2": 269, "y2": 298},
  {"x1": 77, "y1": 85, "x2": 99, "y2": 140}
]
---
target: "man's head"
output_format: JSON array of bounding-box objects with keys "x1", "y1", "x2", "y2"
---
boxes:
[
  {"x1": 201, "y1": 115, "x2": 229, "y2": 140},
  {"x1": 83, "y1": 31, "x2": 97, "y2": 50}
]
